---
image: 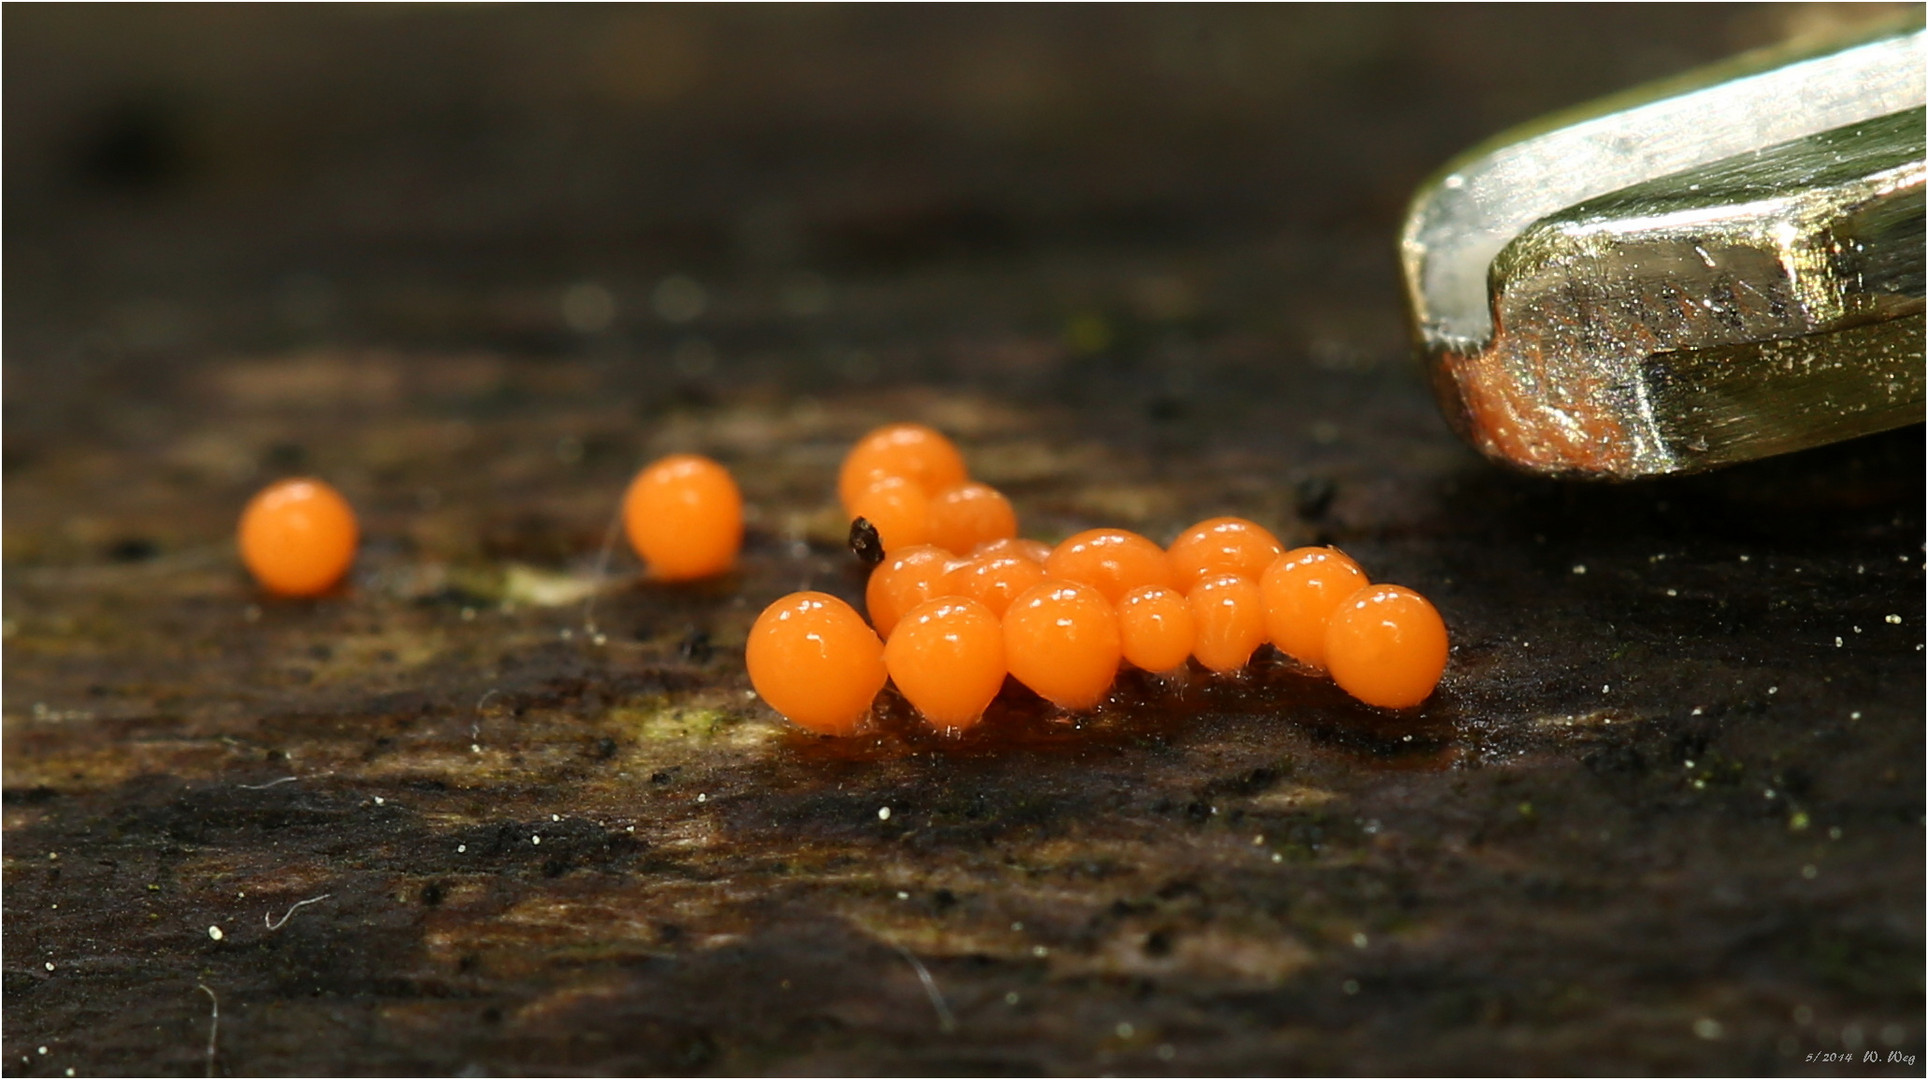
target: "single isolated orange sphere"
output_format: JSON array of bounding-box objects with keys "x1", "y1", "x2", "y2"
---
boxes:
[
  {"x1": 1167, "y1": 517, "x2": 1283, "y2": 589},
  {"x1": 947, "y1": 553, "x2": 1048, "y2": 619},
  {"x1": 746, "y1": 592, "x2": 888, "y2": 736},
  {"x1": 623, "y1": 454, "x2": 743, "y2": 581},
  {"x1": 1188, "y1": 573, "x2": 1268, "y2": 674},
  {"x1": 973, "y1": 537, "x2": 1053, "y2": 564},
  {"x1": 1045, "y1": 529, "x2": 1175, "y2": 605},
  {"x1": 1002, "y1": 580, "x2": 1122, "y2": 711},
  {"x1": 238, "y1": 478, "x2": 359, "y2": 597},
  {"x1": 1116, "y1": 584, "x2": 1195, "y2": 674},
  {"x1": 1260, "y1": 546, "x2": 1369, "y2": 671},
  {"x1": 925, "y1": 482, "x2": 1018, "y2": 555},
  {"x1": 848, "y1": 475, "x2": 933, "y2": 553},
  {"x1": 884, "y1": 597, "x2": 1007, "y2": 733},
  {"x1": 837, "y1": 423, "x2": 969, "y2": 515},
  {"x1": 1324, "y1": 585, "x2": 1449, "y2": 709},
  {"x1": 865, "y1": 544, "x2": 961, "y2": 637}
]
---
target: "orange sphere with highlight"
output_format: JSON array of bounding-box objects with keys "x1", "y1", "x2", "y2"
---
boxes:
[
  {"x1": 947, "y1": 553, "x2": 1047, "y2": 619},
  {"x1": 925, "y1": 482, "x2": 1017, "y2": 555},
  {"x1": 838, "y1": 423, "x2": 969, "y2": 515},
  {"x1": 1002, "y1": 581, "x2": 1122, "y2": 711},
  {"x1": 623, "y1": 454, "x2": 743, "y2": 581},
  {"x1": 1167, "y1": 517, "x2": 1283, "y2": 589},
  {"x1": 238, "y1": 478, "x2": 359, "y2": 597},
  {"x1": 973, "y1": 537, "x2": 1052, "y2": 564},
  {"x1": 865, "y1": 545, "x2": 961, "y2": 638},
  {"x1": 1188, "y1": 573, "x2": 1268, "y2": 674},
  {"x1": 1045, "y1": 529, "x2": 1175, "y2": 605},
  {"x1": 1325, "y1": 585, "x2": 1448, "y2": 709},
  {"x1": 884, "y1": 597, "x2": 1007, "y2": 733},
  {"x1": 1260, "y1": 546, "x2": 1369, "y2": 671},
  {"x1": 1117, "y1": 585, "x2": 1195, "y2": 673},
  {"x1": 747, "y1": 592, "x2": 888, "y2": 736},
  {"x1": 848, "y1": 475, "x2": 933, "y2": 553}
]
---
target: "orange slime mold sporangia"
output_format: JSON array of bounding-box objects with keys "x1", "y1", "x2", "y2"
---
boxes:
[
  {"x1": 865, "y1": 544, "x2": 962, "y2": 638},
  {"x1": 1116, "y1": 584, "x2": 1195, "y2": 674},
  {"x1": 238, "y1": 477, "x2": 360, "y2": 597},
  {"x1": 973, "y1": 537, "x2": 1052, "y2": 564},
  {"x1": 947, "y1": 553, "x2": 1048, "y2": 619},
  {"x1": 837, "y1": 422, "x2": 969, "y2": 516},
  {"x1": 1187, "y1": 572, "x2": 1268, "y2": 674},
  {"x1": 925, "y1": 482, "x2": 1018, "y2": 555},
  {"x1": 848, "y1": 474, "x2": 934, "y2": 553},
  {"x1": 1002, "y1": 580, "x2": 1122, "y2": 711},
  {"x1": 1260, "y1": 546, "x2": 1369, "y2": 671},
  {"x1": 623, "y1": 454, "x2": 743, "y2": 581},
  {"x1": 1166, "y1": 516, "x2": 1283, "y2": 589},
  {"x1": 884, "y1": 596, "x2": 1007, "y2": 733},
  {"x1": 747, "y1": 592, "x2": 888, "y2": 736},
  {"x1": 1045, "y1": 528, "x2": 1176, "y2": 605},
  {"x1": 1324, "y1": 584, "x2": 1449, "y2": 709}
]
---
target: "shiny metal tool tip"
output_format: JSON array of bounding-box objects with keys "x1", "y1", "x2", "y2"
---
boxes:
[{"x1": 1400, "y1": 21, "x2": 1925, "y2": 480}]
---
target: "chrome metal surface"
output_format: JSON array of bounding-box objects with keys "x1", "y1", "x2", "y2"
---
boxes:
[{"x1": 1401, "y1": 23, "x2": 1926, "y2": 478}]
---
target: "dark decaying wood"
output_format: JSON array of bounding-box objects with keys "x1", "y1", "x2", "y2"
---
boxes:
[{"x1": 4, "y1": 6, "x2": 1922, "y2": 1075}]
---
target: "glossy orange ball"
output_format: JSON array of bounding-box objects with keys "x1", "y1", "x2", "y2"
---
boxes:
[
  {"x1": 1260, "y1": 546, "x2": 1369, "y2": 671},
  {"x1": 1166, "y1": 517, "x2": 1283, "y2": 589},
  {"x1": 947, "y1": 553, "x2": 1048, "y2": 619},
  {"x1": 1002, "y1": 580, "x2": 1122, "y2": 711},
  {"x1": 973, "y1": 537, "x2": 1053, "y2": 564},
  {"x1": 837, "y1": 423, "x2": 969, "y2": 515},
  {"x1": 848, "y1": 475, "x2": 933, "y2": 553},
  {"x1": 623, "y1": 454, "x2": 743, "y2": 581},
  {"x1": 747, "y1": 592, "x2": 888, "y2": 736},
  {"x1": 1188, "y1": 573, "x2": 1268, "y2": 674},
  {"x1": 925, "y1": 482, "x2": 1018, "y2": 555},
  {"x1": 1116, "y1": 584, "x2": 1195, "y2": 673},
  {"x1": 884, "y1": 597, "x2": 1007, "y2": 733},
  {"x1": 239, "y1": 478, "x2": 359, "y2": 597},
  {"x1": 1045, "y1": 528, "x2": 1175, "y2": 605},
  {"x1": 1325, "y1": 585, "x2": 1449, "y2": 709},
  {"x1": 865, "y1": 545, "x2": 961, "y2": 638}
]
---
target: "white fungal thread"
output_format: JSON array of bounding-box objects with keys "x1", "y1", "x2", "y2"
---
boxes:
[
  {"x1": 265, "y1": 893, "x2": 334, "y2": 932},
  {"x1": 196, "y1": 983, "x2": 219, "y2": 1078},
  {"x1": 581, "y1": 504, "x2": 628, "y2": 638},
  {"x1": 893, "y1": 944, "x2": 957, "y2": 1034},
  {"x1": 236, "y1": 776, "x2": 298, "y2": 790},
  {"x1": 472, "y1": 687, "x2": 504, "y2": 747}
]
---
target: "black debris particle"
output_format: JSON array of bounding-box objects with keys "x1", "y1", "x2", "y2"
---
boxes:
[{"x1": 849, "y1": 516, "x2": 885, "y2": 568}]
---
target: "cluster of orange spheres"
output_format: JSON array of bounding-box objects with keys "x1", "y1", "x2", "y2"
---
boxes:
[
  {"x1": 747, "y1": 424, "x2": 1450, "y2": 738},
  {"x1": 235, "y1": 423, "x2": 1447, "y2": 739}
]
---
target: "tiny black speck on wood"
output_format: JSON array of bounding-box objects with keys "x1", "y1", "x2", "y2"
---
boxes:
[{"x1": 849, "y1": 516, "x2": 885, "y2": 568}]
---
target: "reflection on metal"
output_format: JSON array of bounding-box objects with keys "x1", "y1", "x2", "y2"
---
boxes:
[{"x1": 1400, "y1": 21, "x2": 1925, "y2": 479}]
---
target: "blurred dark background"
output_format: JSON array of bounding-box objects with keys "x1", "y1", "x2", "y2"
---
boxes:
[
  {"x1": 5, "y1": 5, "x2": 1884, "y2": 421},
  {"x1": 10, "y1": 3, "x2": 1913, "y2": 554}
]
